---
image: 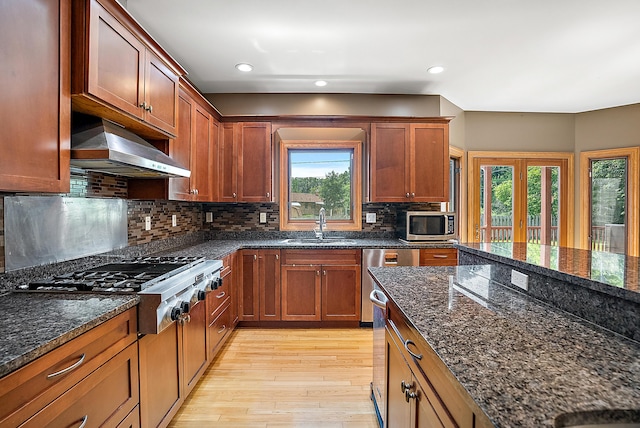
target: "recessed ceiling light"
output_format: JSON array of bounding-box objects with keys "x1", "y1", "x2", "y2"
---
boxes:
[
  {"x1": 235, "y1": 63, "x2": 253, "y2": 72},
  {"x1": 427, "y1": 66, "x2": 445, "y2": 74},
  {"x1": 315, "y1": 80, "x2": 328, "y2": 87}
]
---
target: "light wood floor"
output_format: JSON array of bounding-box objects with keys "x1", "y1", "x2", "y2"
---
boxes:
[{"x1": 168, "y1": 327, "x2": 379, "y2": 428}]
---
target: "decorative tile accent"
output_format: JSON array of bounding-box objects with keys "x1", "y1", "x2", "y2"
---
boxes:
[
  {"x1": 201, "y1": 203, "x2": 280, "y2": 232},
  {"x1": 127, "y1": 200, "x2": 202, "y2": 246}
]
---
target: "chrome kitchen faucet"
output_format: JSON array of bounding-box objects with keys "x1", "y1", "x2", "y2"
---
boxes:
[{"x1": 315, "y1": 207, "x2": 327, "y2": 239}]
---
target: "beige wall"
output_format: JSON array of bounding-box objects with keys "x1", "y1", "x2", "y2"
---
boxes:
[
  {"x1": 575, "y1": 104, "x2": 640, "y2": 151},
  {"x1": 204, "y1": 93, "x2": 443, "y2": 117},
  {"x1": 464, "y1": 111, "x2": 575, "y2": 152}
]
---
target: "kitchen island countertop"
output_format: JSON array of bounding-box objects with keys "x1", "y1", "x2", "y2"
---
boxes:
[
  {"x1": 0, "y1": 293, "x2": 138, "y2": 378},
  {"x1": 369, "y1": 265, "x2": 640, "y2": 427}
]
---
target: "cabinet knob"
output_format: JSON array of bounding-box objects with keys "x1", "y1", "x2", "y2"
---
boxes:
[
  {"x1": 232, "y1": 192, "x2": 237, "y2": 198},
  {"x1": 411, "y1": 192, "x2": 415, "y2": 197},
  {"x1": 406, "y1": 193, "x2": 410, "y2": 198},
  {"x1": 266, "y1": 192, "x2": 270, "y2": 198},
  {"x1": 400, "y1": 380, "x2": 412, "y2": 393},
  {"x1": 147, "y1": 104, "x2": 153, "y2": 112},
  {"x1": 405, "y1": 389, "x2": 418, "y2": 403},
  {"x1": 139, "y1": 102, "x2": 147, "y2": 109}
]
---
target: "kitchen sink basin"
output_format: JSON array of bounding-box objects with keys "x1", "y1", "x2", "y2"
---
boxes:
[{"x1": 280, "y1": 237, "x2": 357, "y2": 245}]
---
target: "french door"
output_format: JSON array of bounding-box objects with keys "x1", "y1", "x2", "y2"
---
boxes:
[
  {"x1": 580, "y1": 148, "x2": 639, "y2": 256},
  {"x1": 468, "y1": 153, "x2": 572, "y2": 247}
]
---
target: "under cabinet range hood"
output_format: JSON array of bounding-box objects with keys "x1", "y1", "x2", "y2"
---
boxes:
[{"x1": 70, "y1": 118, "x2": 190, "y2": 178}]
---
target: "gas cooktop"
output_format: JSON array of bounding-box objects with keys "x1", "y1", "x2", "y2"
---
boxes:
[{"x1": 18, "y1": 256, "x2": 204, "y2": 293}]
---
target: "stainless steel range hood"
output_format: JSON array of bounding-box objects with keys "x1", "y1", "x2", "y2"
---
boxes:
[{"x1": 71, "y1": 118, "x2": 190, "y2": 178}]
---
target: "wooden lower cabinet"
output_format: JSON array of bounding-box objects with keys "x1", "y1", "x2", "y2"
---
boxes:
[
  {"x1": 139, "y1": 322, "x2": 183, "y2": 428},
  {"x1": 281, "y1": 265, "x2": 321, "y2": 321},
  {"x1": 182, "y1": 299, "x2": 208, "y2": 396},
  {"x1": 419, "y1": 248, "x2": 458, "y2": 266},
  {"x1": 280, "y1": 250, "x2": 361, "y2": 322},
  {"x1": 238, "y1": 249, "x2": 281, "y2": 321},
  {"x1": 386, "y1": 328, "x2": 446, "y2": 428},
  {"x1": 19, "y1": 342, "x2": 139, "y2": 428}
]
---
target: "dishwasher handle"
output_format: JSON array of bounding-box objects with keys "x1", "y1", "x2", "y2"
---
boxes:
[{"x1": 369, "y1": 289, "x2": 388, "y2": 309}]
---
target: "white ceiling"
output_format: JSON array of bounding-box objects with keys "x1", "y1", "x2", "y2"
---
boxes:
[{"x1": 125, "y1": 0, "x2": 640, "y2": 113}]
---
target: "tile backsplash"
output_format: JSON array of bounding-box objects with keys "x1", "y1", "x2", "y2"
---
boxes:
[{"x1": 0, "y1": 168, "x2": 443, "y2": 274}]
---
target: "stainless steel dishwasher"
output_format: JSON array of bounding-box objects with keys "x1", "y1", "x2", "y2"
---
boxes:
[
  {"x1": 361, "y1": 248, "x2": 419, "y2": 323},
  {"x1": 364, "y1": 248, "x2": 419, "y2": 428}
]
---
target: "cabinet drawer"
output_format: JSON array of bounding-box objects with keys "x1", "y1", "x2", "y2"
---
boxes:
[
  {"x1": 420, "y1": 248, "x2": 458, "y2": 266},
  {"x1": 208, "y1": 277, "x2": 231, "y2": 320},
  {"x1": 208, "y1": 302, "x2": 232, "y2": 357},
  {"x1": 281, "y1": 249, "x2": 361, "y2": 266},
  {"x1": 0, "y1": 308, "x2": 137, "y2": 428},
  {"x1": 19, "y1": 342, "x2": 139, "y2": 428}
]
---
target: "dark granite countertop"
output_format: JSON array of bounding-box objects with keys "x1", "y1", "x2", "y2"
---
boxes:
[
  {"x1": 156, "y1": 237, "x2": 456, "y2": 259},
  {"x1": 0, "y1": 293, "x2": 138, "y2": 378},
  {"x1": 369, "y1": 265, "x2": 640, "y2": 427},
  {"x1": 456, "y1": 242, "x2": 640, "y2": 303}
]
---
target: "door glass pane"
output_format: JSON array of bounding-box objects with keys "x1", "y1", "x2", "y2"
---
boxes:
[
  {"x1": 527, "y1": 166, "x2": 560, "y2": 246},
  {"x1": 480, "y1": 165, "x2": 513, "y2": 243},
  {"x1": 590, "y1": 158, "x2": 627, "y2": 254},
  {"x1": 288, "y1": 149, "x2": 353, "y2": 221}
]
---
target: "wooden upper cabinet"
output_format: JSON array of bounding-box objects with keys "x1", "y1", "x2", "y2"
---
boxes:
[
  {"x1": 411, "y1": 124, "x2": 449, "y2": 202},
  {"x1": 219, "y1": 123, "x2": 239, "y2": 202},
  {"x1": 370, "y1": 123, "x2": 410, "y2": 202},
  {"x1": 370, "y1": 122, "x2": 449, "y2": 202},
  {"x1": 219, "y1": 122, "x2": 272, "y2": 202},
  {"x1": 0, "y1": 0, "x2": 70, "y2": 193},
  {"x1": 71, "y1": 0, "x2": 183, "y2": 139},
  {"x1": 168, "y1": 89, "x2": 195, "y2": 201},
  {"x1": 240, "y1": 122, "x2": 273, "y2": 201}
]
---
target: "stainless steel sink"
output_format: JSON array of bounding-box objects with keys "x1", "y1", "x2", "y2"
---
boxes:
[{"x1": 280, "y1": 237, "x2": 357, "y2": 245}]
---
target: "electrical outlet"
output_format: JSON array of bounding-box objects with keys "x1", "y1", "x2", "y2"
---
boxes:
[
  {"x1": 366, "y1": 212, "x2": 377, "y2": 223},
  {"x1": 259, "y1": 212, "x2": 267, "y2": 223},
  {"x1": 511, "y1": 269, "x2": 529, "y2": 291},
  {"x1": 172, "y1": 214, "x2": 177, "y2": 227},
  {"x1": 205, "y1": 212, "x2": 213, "y2": 223},
  {"x1": 144, "y1": 216, "x2": 151, "y2": 231}
]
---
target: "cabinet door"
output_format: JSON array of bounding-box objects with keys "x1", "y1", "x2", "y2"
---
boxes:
[
  {"x1": 386, "y1": 328, "x2": 411, "y2": 428},
  {"x1": 259, "y1": 250, "x2": 281, "y2": 320},
  {"x1": 168, "y1": 88, "x2": 194, "y2": 200},
  {"x1": 0, "y1": 0, "x2": 70, "y2": 193},
  {"x1": 87, "y1": 0, "x2": 145, "y2": 119},
  {"x1": 239, "y1": 122, "x2": 272, "y2": 202},
  {"x1": 413, "y1": 377, "x2": 446, "y2": 428},
  {"x1": 138, "y1": 323, "x2": 183, "y2": 428},
  {"x1": 219, "y1": 122, "x2": 239, "y2": 202},
  {"x1": 370, "y1": 123, "x2": 410, "y2": 202},
  {"x1": 192, "y1": 104, "x2": 215, "y2": 201},
  {"x1": 410, "y1": 124, "x2": 449, "y2": 201},
  {"x1": 182, "y1": 300, "x2": 208, "y2": 396},
  {"x1": 321, "y1": 265, "x2": 361, "y2": 321},
  {"x1": 239, "y1": 251, "x2": 259, "y2": 321},
  {"x1": 281, "y1": 265, "x2": 321, "y2": 321},
  {"x1": 143, "y1": 50, "x2": 179, "y2": 135}
]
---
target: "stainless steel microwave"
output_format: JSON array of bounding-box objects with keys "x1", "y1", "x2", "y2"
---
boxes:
[{"x1": 398, "y1": 211, "x2": 456, "y2": 241}]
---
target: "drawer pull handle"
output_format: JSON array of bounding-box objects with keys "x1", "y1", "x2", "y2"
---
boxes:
[
  {"x1": 47, "y1": 353, "x2": 86, "y2": 379},
  {"x1": 433, "y1": 254, "x2": 449, "y2": 258},
  {"x1": 217, "y1": 325, "x2": 226, "y2": 334},
  {"x1": 216, "y1": 291, "x2": 226, "y2": 299},
  {"x1": 404, "y1": 340, "x2": 423, "y2": 360},
  {"x1": 78, "y1": 415, "x2": 88, "y2": 428}
]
